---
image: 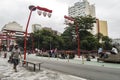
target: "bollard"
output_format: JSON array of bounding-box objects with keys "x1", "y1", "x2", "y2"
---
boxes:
[
  {"x1": 82, "y1": 55, "x2": 84, "y2": 64},
  {"x1": 67, "y1": 54, "x2": 69, "y2": 62}
]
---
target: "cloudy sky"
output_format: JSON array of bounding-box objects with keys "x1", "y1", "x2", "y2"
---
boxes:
[{"x1": 0, "y1": 0, "x2": 120, "y2": 39}]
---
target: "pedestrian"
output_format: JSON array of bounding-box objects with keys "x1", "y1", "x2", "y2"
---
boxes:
[
  {"x1": 11, "y1": 45, "x2": 22, "y2": 72},
  {"x1": 110, "y1": 45, "x2": 118, "y2": 55},
  {"x1": 98, "y1": 47, "x2": 104, "y2": 58},
  {"x1": 54, "y1": 48, "x2": 58, "y2": 58}
]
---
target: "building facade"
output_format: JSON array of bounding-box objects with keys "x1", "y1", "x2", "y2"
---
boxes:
[
  {"x1": 112, "y1": 38, "x2": 120, "y2": 52},
  {"x1": 0, "y1": 21, "x2": 24, "y2": 51},
  {"x1": 32, "y1": 24, "x2": 61, "y2": 36},
  {"x1": 32, "y1": 24, "x2": 42, "y2": 32},
  {"x1": 112, "y1": 38, "x2": 120, "y2": 45},
  {"x1": 1, "y1": 21, "x2": 23, "y2": 32},
  {"x1": 98, "y1": 20, "x2": 108, "y2": 36},
  {"x1": 68, "y1": 0, "x2": 96, "y2": 35},
  {"x1": 96, "y1": 19, "x2": 108, "y2": 36},
  {"x1": 68, "y1": 0, "x2": 96, "y2": 17},
  {"x1": 68, "y1": 0, "x2": 108, "y2": 36}
]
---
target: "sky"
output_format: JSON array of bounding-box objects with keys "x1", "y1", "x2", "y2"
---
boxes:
[{"x1": 0, "y1": 0, "x2": 120, "y2": 39}]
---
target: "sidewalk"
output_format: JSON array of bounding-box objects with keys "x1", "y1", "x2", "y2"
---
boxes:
[
  {"x1": 0, "y1": 52, "x2": 86, "y2": 80},
  {"x1": 27, "y1": 54, "x2": 120, "y2": 69}
]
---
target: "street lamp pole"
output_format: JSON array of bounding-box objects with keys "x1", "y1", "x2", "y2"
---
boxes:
[
  {"x1": 76, "y1": 23, "x2": 80, "y2": 58},
  {"x1": 24, "y1": 8, "x2": 34, "y2": 61},
  {"x1": 64, "y1": 15, "x2": 80, "y2": 58},
  {"x1": 24, "y1": 5, "x2": 52, "y2": 61}
]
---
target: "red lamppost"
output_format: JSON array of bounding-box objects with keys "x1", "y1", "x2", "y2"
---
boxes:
[
  {"x1": 24, "y1": 5, "x2": 52, "y2": 61},
  {"x1": 64, "y1": 15, "x2": 80, "y2": 58}
]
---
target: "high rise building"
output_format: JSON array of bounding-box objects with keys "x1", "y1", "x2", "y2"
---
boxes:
[
  {"x1": 97, "y1": 20, "x2": 108, "y2": 36},
  {"x1": 68, "y1": 0, "x2": 108, "y2": 36},
  {"x1": 68, "y1": 0, "x2": 96, "y2": 17},
  {"x1": 68, "y1": 0, "x2": 96, "y2": 35}
]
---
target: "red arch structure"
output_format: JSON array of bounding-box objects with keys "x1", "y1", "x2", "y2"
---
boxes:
[{"x1": 0, "y1": 29, "x2": 34, "y2": 52}]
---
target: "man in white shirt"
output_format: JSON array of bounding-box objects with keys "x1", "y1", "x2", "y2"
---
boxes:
[
  {"x1": 111, "y1": 46, "x2": 118, "y2": 55},
  {"x1": 12, "y1": 45, "x2": 22, "y2": 72}
]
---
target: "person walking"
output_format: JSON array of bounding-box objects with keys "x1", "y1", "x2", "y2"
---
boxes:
[{"x1": 11, "y1": 45, "x2": 22, "y2": 72}]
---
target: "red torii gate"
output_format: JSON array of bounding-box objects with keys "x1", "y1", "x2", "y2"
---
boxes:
[{"x1": 0, "y1": 29, "x2": 34, "y2": 52}]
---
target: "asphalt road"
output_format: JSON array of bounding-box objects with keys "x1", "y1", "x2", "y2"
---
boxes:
[{"x1": 27, "y1": 56, "x2": 120, "y2": 80}]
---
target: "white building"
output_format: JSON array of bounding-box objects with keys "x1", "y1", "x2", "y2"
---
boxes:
[
  {"x1": 32, "y1": 24, "x2": 42, "y2": 32},
  {"x1": 68, "y1": 0, "x2": 96, "y2": 17},
  {"x1": 112, "y1": 39, "x2": 120, "y2": 45},
  {"x1": 1, "y1": 21, "x2": 23, "y2": 32},
  {"x1": 112, "y1": 38, "x2": 120, "y2": 52},
  {"x1": 0, "y1": 21, "x2": 23, "y2": 51},
  {"x1": 68, "y1": 0, "x2": 97, "y2": 35}
]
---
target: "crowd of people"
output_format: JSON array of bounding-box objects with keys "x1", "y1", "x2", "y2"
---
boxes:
[
  {"x1": 0, "y1": 43, "x2": 119, "y2": 72},
  {"x1": 98, "y1": 45, "x2": 119, "y2": 58},
  {"x1": 35, "y1": 48, "x2": 75, "y2": 59}
]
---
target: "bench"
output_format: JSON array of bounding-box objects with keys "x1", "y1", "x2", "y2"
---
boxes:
[{"x1": 21, "y1": 60, "x2": 43, "y2": 71}]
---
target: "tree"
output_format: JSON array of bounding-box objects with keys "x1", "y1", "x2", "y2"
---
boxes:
[
  {"x1": 61, "y1": 26, "x2": 77, "y2": 50},
  {"x1": 33, "y1": 29, "x2": 64, "y2": 50},
  {"x1": 73, "y1": 15, "x2": 96, "y2": 31},
  {"x1": 62, "y1": 15, "x2": 97, "y2": 50},
  {"x1": 81, "y1": 36, "x2": 98, "y2": 50},
  {"x1": 102, "y1": 36, "x2": 112, "y2": 50},
  {"x1": 95, "y1": 33, "x2": 112, "y2": 50},
  {"x1": 16, "y1": 37, "x2": 24, "y2": 47},
  {"x1": 95, "y1": 33, "x2": 104, "y2": 42}
]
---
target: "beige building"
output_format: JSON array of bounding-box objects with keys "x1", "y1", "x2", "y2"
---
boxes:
[
  {"x1": 32, "y1": 24, "x2": 61, "y2": 36},
  {"x1": 96, "y1": 20, "x2": 108, "y2": 36}
]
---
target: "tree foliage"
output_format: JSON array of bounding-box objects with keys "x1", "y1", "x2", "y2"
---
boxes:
[
  {"x1": 33, "y1": 29, "x2": 64, "y2": 50},
  {"x1": 16, "y1": 15, "x2": 112, "y2": 52},
  {"x1": 62, "y1": 15, "x2": 97, "y2": 50},
  {"x1": 102, "y1": 36, "x2": 112, "y2": 50}
]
